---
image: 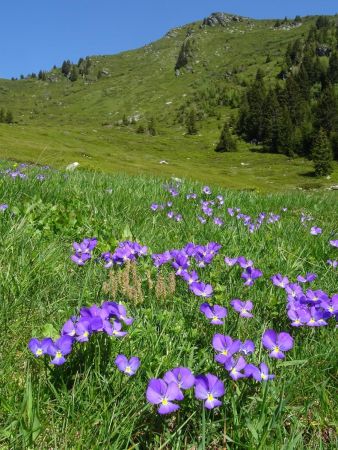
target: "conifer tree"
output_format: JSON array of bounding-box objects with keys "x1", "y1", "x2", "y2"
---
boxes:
[
  {"x1": 311, "y1": 128, "x2": 333, "y2": 176},
  {"x1": 69, "y1": 65, "x2": 79, "y2": 82},
  {"x1": 61, "y1": 60, "x2": 71, "y2": 77},
  {"x1": 328, "y1": 52, "x2": 338, "y2": 83},
  {"x1": 186, "y1": 109, "x2": 198, "y2": 135},
  {"x1": 315, "y1": 85, "x2": 338, "y2": 133},
  {"x1": 148, "y1": 117, "x2": 157, "y2": 136},
  {"x1": 215, "y1": 122, "x2": 237, "y2": 152}
]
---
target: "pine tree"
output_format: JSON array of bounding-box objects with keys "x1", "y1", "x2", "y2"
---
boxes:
[
  {"x1": 148, "y1": 117, "x2": 157, "y2": 136},
  {"x1": 69, "y1": 65, "x2": 79, "y2": 82},
  {"x1": 237, "y1": 69, "x2": 266, "y2": 142},
  {"x1": 61, "y1": 60, "x2": 71, "y2": 77},
  {"x1": 311, "y1": 128, "x2": 333, "y2": 176},
  {"x1": 215, "y1": 122, "x2": 237, "y2": 152},
  {"x1": 186, "y1": 109, "x2": 198, "y2": 135},
  {"x1": 315, "y1": 85, "x2": 338, "y2": 133},
  {"x1": 5, "y1": 110, "x2": 13, "y2": 124},
  {"x1": 328, "y1": 52, "x2": 338, "y2": 83}
]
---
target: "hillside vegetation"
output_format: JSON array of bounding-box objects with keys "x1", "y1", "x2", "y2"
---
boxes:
[{"x1": 1, "y1": 13, "x2": 338, "y2": 190}]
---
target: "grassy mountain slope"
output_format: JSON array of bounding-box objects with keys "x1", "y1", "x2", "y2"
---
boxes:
[{"x1": 0, "y1": 13, "x2": 337, "y2": 190}]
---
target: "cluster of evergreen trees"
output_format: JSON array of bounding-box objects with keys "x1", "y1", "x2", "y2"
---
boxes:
[
  {"x1": 0, "y1": 108, "x2": 14, "y2": 124},
  {"x1": 236, "y1": 16, "x2": 338, "y2": 176},
  {"x1": 61, "y1": 57, "x2": 91, "y2": 81}
]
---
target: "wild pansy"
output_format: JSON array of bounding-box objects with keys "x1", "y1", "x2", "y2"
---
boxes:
[
  {"x1": 327, "y1": 259, "x2": 338, "y2": 268},
  {"x1": 241, "y1": 267, "x2": 263, "y2": 286},
  {"x1": 304, "y1": 289, "x2": 329, "y2": 305},
  {"x1": 48, "y1": 335, "x2": 73, "y2": 365},
  {"x1": 190, "y1": 282, "x2": 213, "y2": 298},
  {"x1": 0, "y1": 203, "x2": 8, "y2": 211},
  {"x1": 28, "y1": 338, "x2": 53, "y2": 357},
  {"x1": 239, "y1": 339, "x2": 255, "y2": 355},
  {"x1": 71, "y1": 237, "x2": 97, "y2": 265},
  {"x1": 202, "y1": 186, "x2": 211, "y2": 195},
  {"x1": 310, "y1": 226, "x2": 322, "y2": 235},
  {"x1": 212, "y1": 334, "x2": 241, "y2": 363},
  {"x1": 146, "y1": 379, "x2": 182, "y2": 414},
  {"x1": 271, "y1": 274, "x2": 289, "y2": 288},
  {"x1": 230, "y1": 299, "x2": 254, "y2": 318},
  {"x1": 329, "y1": 239, "x2": 338, "y2": 248},
  {"x1": 194, "y1": 373, "x2": 225, "y2": 410},
  {"x1": 200, "y1": 303, "x2": 227, "y2": 324},
  {"x1": 224, "y1": 356, "x2": 247, "y2": 380},
  {"x1": 306, "y1": 306, "x2": 328, "y2": 327},
  {"x1": 102, "y1": 302, "x2": 134, "y2": 325},
  {"x1": 163, "y1": 367, "x2": 195, "y2": 396},
  {"x1": 262, "y1": 329, "x2": 293, "y2": 359},
  {"x1": 297, "y1": 273, "x2": 317, "y2": 283},
  {"x1": 224, "y1": 256, "x2": 238, "y2": 266},
  {"x1": 245, "y1": 363, "x2": 275, "y2": 382},
  {"x1": 181, "y1": 270, "x2": 199, "y2": 285},
  {"x1": 287, "y1": 308, "x2": 311, "y2": 327},
  {"x1": 115, "y1": 355, "x2": 140, "y2": 376}
]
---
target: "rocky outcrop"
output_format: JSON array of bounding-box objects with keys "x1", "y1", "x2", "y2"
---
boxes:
[
  {"x1": 175, "y1": 36, "x2": 196, "y2": 72},
  {"x1": 316, "y1": 45, "x2": 332, "y2": 57},
  {"x1": 202, "y1": 12, "x2": 243, "y2": 27}
]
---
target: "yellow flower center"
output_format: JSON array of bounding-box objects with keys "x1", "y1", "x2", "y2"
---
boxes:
[
  {"x1": 261, "y1": 373, "x2": 267, "y2": 380},
  {"x1": 212, "y1": 315, "x2": 219, "y2": 321},
  {"x1": 231, "y1": 368, "x2": 237, "y2": 375},
  {"x1": 207, "y1": 394, "x2": 214, "y2": 402},
  {"x1": 161, "y1": 397, "x2": 168, "y2": 406},
  {"x1": 83, "y1": 331, "x2": 89, "y2": 338},
  {"x1": 329, "y1": 307, "x2": 333, "y2": 313},
  {"x1": 295, "y1": 319, "x2": 300, "y2": 324},
  {"x1": 241, "y1": 309, "x2": 248, "y2": 314},
  {"x1": 273, "y1": 346, "x2": 279, "y2": 353},
  {"x1": 36, "y1": 348, "x2": 43, "y2": 356},
  {"x1": 309, "y1": 318, "x2": 315, "y2": 323},
  {"x1": 125, "y1": 366, "x2": 132, "y2": 374},
  {"x1": 56, "y1": 351, "x2": 62, "y2": 359},
  {"x1": 221, "y1": 350, "x2": 228, "y2": 356}
]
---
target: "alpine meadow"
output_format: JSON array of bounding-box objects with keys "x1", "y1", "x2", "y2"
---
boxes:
[{"x1": 0, "y1": 8, "x2": 337, "y2": 450}]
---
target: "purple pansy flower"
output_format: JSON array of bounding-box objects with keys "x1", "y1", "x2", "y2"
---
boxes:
[
  {"x1": 28, "y1": 338, "x2": 53, "y2": 357},
  {"x1": 48, "y1": 335, "x2": 73, "y2": 365},
  {"x1": 310, "y1": 227, "x2": 322, "y2": 235},
  {"x1": 182, "y1": 270, "x2": 199, "y2": 285},
  {"x1": 71, "y1": 253, "x2": 91, "y2": 266},
  {"x1": 244, "y1": 363, "x2": 275, "y2": 381},
  {"x1": 163, "y1": 367, "x2": 195, "y2": 395},
  {"x1": 239, "y1": 339, "x2": 255, "y2": 355},
  {"x1": 287, "y1": 308, "x2": 311, "y2": 327},
  {"x1": 0, "y1": 204, "x2": 8, "y2": 211},
  {"x1": 212, "y1": 334, "x2": 241, "y2": 363},
  {"x1": 146, "y1": 379, "x2": 182, "y2": 414},
  {"x1": 115, "y1": 355, "x2": 140, "y2": 376},
  {"x1": 230, "y1": 299, "x2": 254, "y2": 318},
  {"x1": 224, "y1": 257, "x2": 238, "y2": 266},
  {"x1": 75, "y1": 319, "x2": 92, "y2": 342},
  {"x1": 224, "y1": 356, "x2": 247, "y2": 380},
  {"x1": 190, "y1": 282, "x2": 213, "y2": 298},
  {"x1": 194, "y1": 373, "x2": 225, "y2": 409},
  {"x1": 200, "y1": 303, "x2": 227, "y2": 325},
  {"x1": 241, "y1": 267, "x2": 263, "y2": 286},
  {"x1": 297, "y1": 273, "x2": 317, "y2": 283},
  {"x1": 329, "y1": 240, "x2": 338, "y2": 248},
  {"x1": 262, "y1": 329, "x2": 293, "y2": 359},
  {"x1": 271, "y1": 274, "x2": 289, "y2": 288}
]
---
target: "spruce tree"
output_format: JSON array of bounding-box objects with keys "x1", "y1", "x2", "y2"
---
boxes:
[
  {"x1": 215, "y1": 122, "x2": 237, "y2": 152},
  {"x1": 61, "y1": 60, "x2": 71, "y2": 77},
  {"x1": 69, "y1": 65, "x2": 79, "y2": 82},
  {"x1": 328, "y1": 52, "x2": 338, "y2": 83},
  {"x1": 5, "y1": 110, "x2": 13, "y2": 124},
  {"x1": 311, "y1": 128, "x2": 333, "y2": 176},
  {"x1": 315, "y1": 85, "x2": 338, "y2": 133},
  {"x1": 148, "y1": 117, "x2": 157, "y2": 136},
  {"x1": 186, "y1": 109, "x2": 198, "y2": 135}
]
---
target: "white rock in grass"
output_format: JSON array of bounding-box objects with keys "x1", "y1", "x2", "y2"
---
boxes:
[{"x1": 66, "y1": 162, "x2": 80, "y2": 171}]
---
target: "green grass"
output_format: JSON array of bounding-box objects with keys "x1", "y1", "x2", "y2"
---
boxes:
[
  {"x1": 0, "y1": 164, "x2": 337, "y2": 448},
  {"x1": 2, "y1": 15, "x2": 337, "y2": 192}
]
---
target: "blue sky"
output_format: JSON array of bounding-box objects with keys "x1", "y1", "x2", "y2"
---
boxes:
[{"x1": 0, "y1": 0, "x2": 337, "y2": 78}]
